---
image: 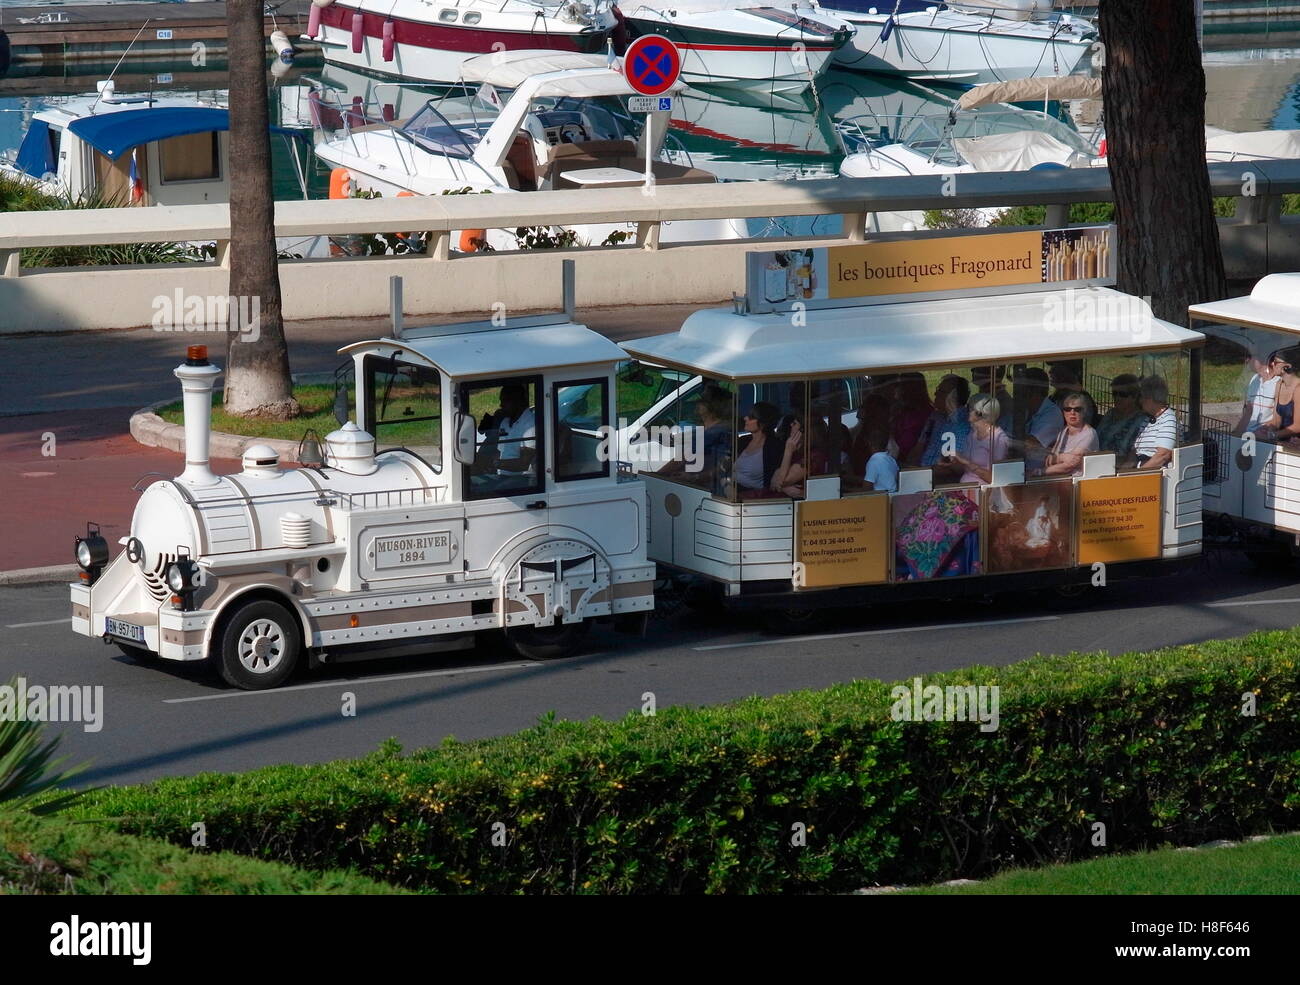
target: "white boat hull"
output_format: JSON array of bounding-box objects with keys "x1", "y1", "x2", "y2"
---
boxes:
[{"x1": 831, "y1": 11, "x2": 1093, "y2": 83}]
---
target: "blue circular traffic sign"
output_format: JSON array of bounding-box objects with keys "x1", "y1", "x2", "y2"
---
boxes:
[{"x1": 624, "y1": 35, "x2": 682, "y2": 96}]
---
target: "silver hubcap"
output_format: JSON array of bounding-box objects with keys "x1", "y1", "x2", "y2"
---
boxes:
[{"x1": 238, "y1": 618, "x2": 286, "y2": 675}]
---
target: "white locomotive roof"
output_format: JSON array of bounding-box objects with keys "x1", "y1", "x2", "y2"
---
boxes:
[
  {"x1": 341, "y1": 320, "x2": 626, "y2": 378},
  {"x1": 621, "y1": 287, "x2": 1202, "y2": 380},
  {"x1": 1188, "y1": 274, "x2": 1300, "y2": 335}
]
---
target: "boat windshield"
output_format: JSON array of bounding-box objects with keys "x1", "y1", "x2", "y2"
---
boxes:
[{"x1": 399, "y1": 101, "x2": 495, "y2": 159}]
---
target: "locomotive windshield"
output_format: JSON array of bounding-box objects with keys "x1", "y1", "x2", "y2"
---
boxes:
[{"x1": 364, "y1": 356, "x2": 443, "y2": 468}]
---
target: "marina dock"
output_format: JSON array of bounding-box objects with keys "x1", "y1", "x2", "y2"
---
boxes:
[{"x1": 1, "y1": 1, "x2": 318, "y2": 66}]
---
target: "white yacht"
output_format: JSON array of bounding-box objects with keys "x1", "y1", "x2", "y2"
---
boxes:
[
  {"x1": 311, "y1": 50, "x2": 747, "y2": 250},
  {"x1": 824, "y1": 0, "x2": 1096, "y2": 84}
]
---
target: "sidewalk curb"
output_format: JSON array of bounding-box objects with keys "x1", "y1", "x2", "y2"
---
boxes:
[
  {"x1": 129, "y1": 371, "x2": 336, "y2": 462},
  {"x1": 0, "y1": 564, "x2": 78, "y2": 586}
]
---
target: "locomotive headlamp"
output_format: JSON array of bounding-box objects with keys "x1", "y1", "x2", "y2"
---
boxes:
[
  {"x1": 74, "y1": 524, "x2": 110, "y2": 584},
  {"x1": 166, "y1": 558, "x2": 202, "y2": 594}
]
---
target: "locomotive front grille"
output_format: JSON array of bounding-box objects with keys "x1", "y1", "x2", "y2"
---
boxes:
[{"x1": 140, "y1": 552, "x2": 178, "y2": 604}]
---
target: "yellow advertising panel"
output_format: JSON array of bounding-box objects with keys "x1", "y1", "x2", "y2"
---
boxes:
[
  {"x1": 828, "y1": 231, "x2": 1044, "y2": 298},
  {"x1": 1077, "y1": 473, "x2": 1163, "y2": 565},
  {"x1": 746, "y1": 226, "x2": 1114, "y2": 307},
  {"x1": 796, "y1": 495, "x2": 890, "y2": 589}
]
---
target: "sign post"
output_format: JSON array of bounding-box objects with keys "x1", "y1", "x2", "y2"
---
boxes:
[{"x1": 623, "y1": 35, "x2": 682, "y2": 195}]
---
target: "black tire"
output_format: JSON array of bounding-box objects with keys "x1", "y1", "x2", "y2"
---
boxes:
[
  {"x1": 115, "y1": 642, "x2": 157, "y2": 663},
  {"x1": 504, "y1": 619, "x2": 589, "y2": 660},
  {"x1": 1245, "y1": 550, "x2": 1294, "y2": 571},
  {"x1": 1043, "y1": 581, "x2": 1095, "y2": 611},
  {"x1": 215, "y1": 599, "x2": 301, "y2": 690},
  {"x1": 761, "y1": 606, "x2": 824, "y2": 635}
]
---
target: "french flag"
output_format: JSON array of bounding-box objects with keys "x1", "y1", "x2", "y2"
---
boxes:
[{"x1": 129, "y1": 148, "x2": 144, "y2": 203}]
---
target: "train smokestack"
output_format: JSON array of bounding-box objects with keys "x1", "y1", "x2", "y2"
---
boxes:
[{"x1": 173, "y1": 345, "x2": 222, "y2": 486}]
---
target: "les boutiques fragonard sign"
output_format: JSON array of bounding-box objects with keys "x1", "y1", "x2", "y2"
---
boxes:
[{"x1": 746, "y1": 226, "x2": 1114, "y2": 311}]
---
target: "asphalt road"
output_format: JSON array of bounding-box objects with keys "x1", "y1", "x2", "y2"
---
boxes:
[
  {"x1": 0, "y1": 305, "x2": 697, "y2": 416},
  {"x1": 2, "y1": 553, "x2": 1297, "y2": 789}
]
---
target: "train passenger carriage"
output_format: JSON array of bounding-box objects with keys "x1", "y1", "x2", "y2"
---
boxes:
[
  {"x1": 621, "y1": 231, "x2": 1207, "y2": 619},
  {"x1": 1190, "y1": 273, "x2": 1300, "y2": 554}
]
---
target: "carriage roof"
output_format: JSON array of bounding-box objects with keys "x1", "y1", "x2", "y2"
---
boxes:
[
  {"x1": 1188, "y1": 273, "x2": 1300, "y2": 335},
  {"x1": 620, "y1": 286, "x2": 1204, "y2": 381},
  {"x1": 340, "y1": 320, "x2": 626, "y2": 379}
]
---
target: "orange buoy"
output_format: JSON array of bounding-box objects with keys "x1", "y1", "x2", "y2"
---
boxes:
[
  {"x1": 459, "y1": 229, "x2": 487, "y2": 252},
  {"x1": 328, "y1": 167, "x2": 353, "y2": 199}
]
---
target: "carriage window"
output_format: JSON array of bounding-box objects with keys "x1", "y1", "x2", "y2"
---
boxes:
[
  {"x1": 460, "y1": 376, "x2": 543, "y2": 499},
  {"x1": 554, "y1": 379, "x2": 609, "y2": 481},
  {"x1": 159, "y1": 131, "x2": 220, "y2": 182},
  {"x1": 650, "y1": 378, "x2": 735, "y2": 497},
  {"x1": 366, "y1": 357, "x2": 442, "y2": 468}
]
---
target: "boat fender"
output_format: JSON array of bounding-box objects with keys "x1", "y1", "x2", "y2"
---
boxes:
[
  {"x1": 383, "y1": 19, "x2": 395, "y2": 62},
  {"x1": 329, "y1": 168, "x2": 354, "y2": 200},
  {"x1": 396, "y1": 191, "x2": 415, "y2": 239},
  {"x1": 351, "y1": 11, "x2": 364, "y2": 54},
  {"x1": 879, "y1": 15, "x2": 895, "y2": 42},
  {"x1": 611, "y1": 6, "x2": 629, "y2": 55},
  {"x1": 382, "y1": 103, "x2": 396, "y2": 122},
  {"x1": 460, "y1": 229, "x2": 487, "y2": 252},
  {"x1": 1098, "y1": 137, "x2": 1107, "y2": 158},
  {"x1": 270, "y1": 30, "x2": 295, "y2": 64},
  {"x1": 307, "y1": 4, "x2": 323, "y2": 38}
]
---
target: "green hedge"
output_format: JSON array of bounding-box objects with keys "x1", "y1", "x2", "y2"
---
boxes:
[
  {"x1": 0, "y1": 810, "x2": 403, "y2": 894},
  {"x1": 66, "y1": 631, "x2": 1300, "y2": 894}
]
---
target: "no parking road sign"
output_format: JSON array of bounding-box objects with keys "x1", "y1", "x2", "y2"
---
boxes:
[{"x1": 624, "y1": 35, "x2": 682, "y2": 96}]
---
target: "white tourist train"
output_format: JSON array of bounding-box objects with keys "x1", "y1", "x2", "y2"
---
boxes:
[{"x1": 72, "y1": 225, "x2": 1243, "y2": 685}]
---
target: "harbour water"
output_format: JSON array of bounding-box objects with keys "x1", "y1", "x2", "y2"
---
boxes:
[{"x1": 2, "y1": 26, "x2": 1299, "y2": 213}]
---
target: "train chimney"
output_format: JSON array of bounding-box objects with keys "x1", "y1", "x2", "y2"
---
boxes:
[{"x1": 173, "y1": 345, "x2": 223, "y2": 486}]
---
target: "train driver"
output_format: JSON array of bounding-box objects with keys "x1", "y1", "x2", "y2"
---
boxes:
[{"x1": 479, "y1": 383, "x2": 537, "y2": 479}]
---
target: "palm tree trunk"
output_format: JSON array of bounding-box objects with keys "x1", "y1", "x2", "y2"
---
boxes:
[
  {"x1": 223, "y1": 0, "x2": 300, "y2": 420},
  {"x1": 1099, "y1": 0, "x2": 1225, "y2": 326}
]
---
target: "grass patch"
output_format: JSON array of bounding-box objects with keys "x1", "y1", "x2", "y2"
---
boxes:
[
  {"x1": 157, "y1": 385, "x2": 345, "y2": 442},
  {"x1": 907, "y1": 832, "x2": 1300, "y2": 894}
]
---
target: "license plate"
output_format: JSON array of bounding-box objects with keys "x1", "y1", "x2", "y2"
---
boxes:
[{"x1": 106, "y1": 618, "x2": 145, "y2": 644}]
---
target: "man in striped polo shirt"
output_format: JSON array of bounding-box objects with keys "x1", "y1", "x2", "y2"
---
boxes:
[{"x1": 1132, "y1": 376, "x2": 1179, "y2": 470}]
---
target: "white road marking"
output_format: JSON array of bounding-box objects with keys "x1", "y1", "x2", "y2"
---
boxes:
[
  {"x1": 163, "y1": 661, "x2": 542, "y2": 703},
  {"x1": 693, "y1": 615, "x2": 1062, "y2": 652},
  {"x1": 6, "y1": 617, "x2": 73, "y2": 628},
  {"x1": 1206, "y1": 597, "x2": 1300, "y2": 608}
]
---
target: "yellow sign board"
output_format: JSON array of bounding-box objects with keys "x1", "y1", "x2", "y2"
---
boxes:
[
  {"x1": 747, "y1": 226, "x2": 1114, "y2": 307},
  {"x1": 795, "y1": 495, "x2": 890, "y2": 589},
  {"x1": 1077, "y1": 473, "x2": 1163, "y2": 565}
]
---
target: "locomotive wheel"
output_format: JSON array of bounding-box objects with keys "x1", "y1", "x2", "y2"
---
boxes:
[
  {"x1": 505, "y1": 619, "x2": 589, "y2": 660},
  {"x1": 216, "y1": 600, "x2": 301, "y2": 690}
]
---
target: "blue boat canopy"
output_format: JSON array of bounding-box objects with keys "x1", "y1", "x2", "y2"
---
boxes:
[
  {"x1": 15, "y1": 119, "x2": 58, "y2": 178},
  {"x1": 67, "y1": 107, "x2": 303, "y2": 160}
]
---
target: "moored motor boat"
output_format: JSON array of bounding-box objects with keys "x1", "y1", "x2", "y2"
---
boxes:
[
  {"x1": 306, "y1": 0, "x2": 619, "y2": 84},
  {"x1": 823, "y1": 0, "x2": 1096, "y2": 84},
  {"x1": 618, "y1": 0, "x2": 855, "y2": 94},
  {"x1": 310, "y1": 50, "x2": 747, "y2": 249}
]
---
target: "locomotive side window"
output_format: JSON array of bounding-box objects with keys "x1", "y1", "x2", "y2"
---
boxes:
[
  {"x1": 553, "y1": 378, "x2": 609, "y2": 481},
  {"x1": 364, "y1": 356, "x2": 442, "y2": 469},
  {"x1": 461, "y1": 376, "x2": 544, "y2": 499}
]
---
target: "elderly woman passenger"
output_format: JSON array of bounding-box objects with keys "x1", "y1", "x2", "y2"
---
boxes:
[
  {"x1": 1041, "y1": 391, "x2": 1099, "y2": 476},
  {"x1": 947, "y1": 394, "x2": 1008, "y2": 484}
]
